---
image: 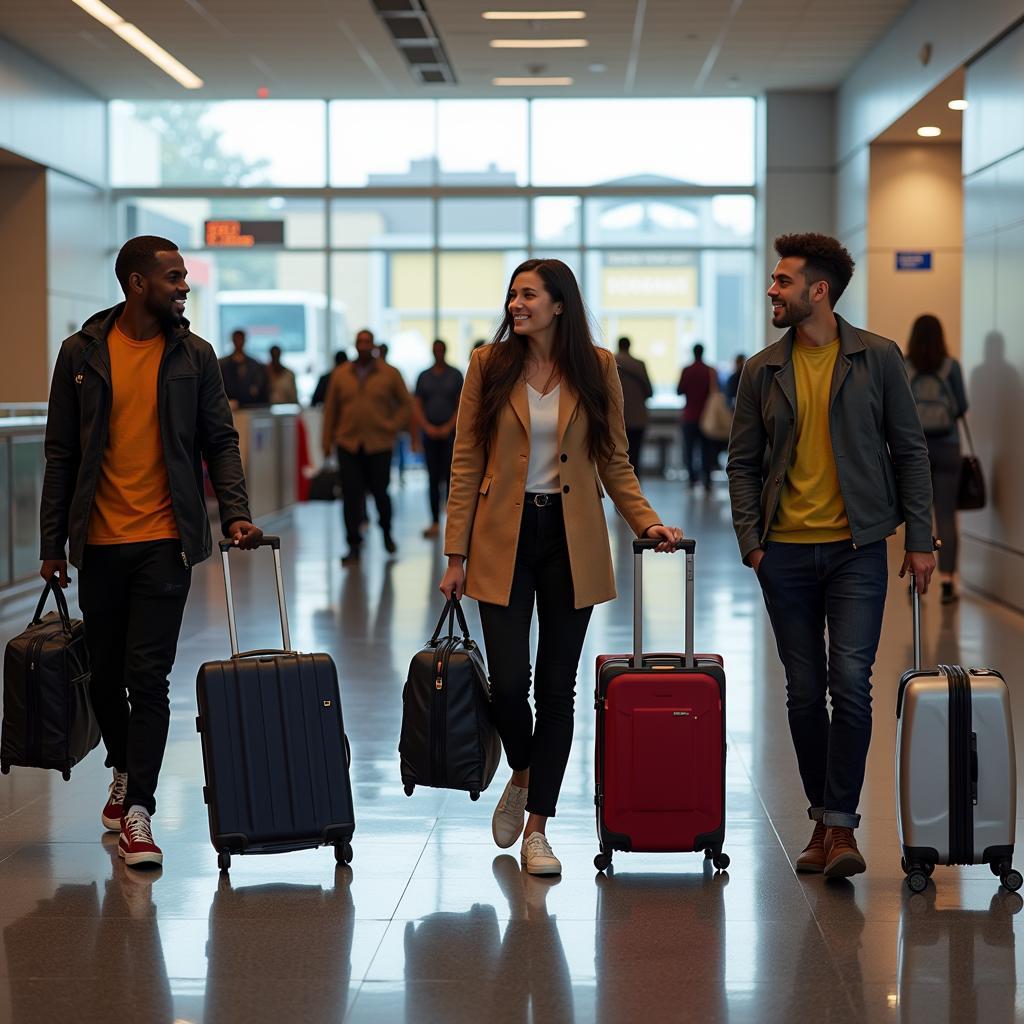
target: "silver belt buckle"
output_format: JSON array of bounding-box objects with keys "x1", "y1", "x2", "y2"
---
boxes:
[{"x1": 532, "y1": 493, "x2": 551, "y2": 508}]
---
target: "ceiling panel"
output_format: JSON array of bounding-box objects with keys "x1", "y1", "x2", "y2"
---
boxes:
[{"x1": 0, "y1": 0, "x2": 912, "y2": 99}]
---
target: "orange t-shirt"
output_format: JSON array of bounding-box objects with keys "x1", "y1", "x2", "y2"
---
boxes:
[{"x1": 87, "y1": 322, "x2": 179, "y2": 545}]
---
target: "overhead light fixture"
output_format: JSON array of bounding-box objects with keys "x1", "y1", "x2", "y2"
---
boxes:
[
  {"x1": 71, "y1": 0, "x2": 203, "y2": 88},
  {"x1": 490, "y1": 39, "x2": 588, "y2": 48},
  {"x1": 493, "y1": 76, "x2": 573, "y2": 86},
  {"x1": 483, "y1": 10, "x2": 586, "y2": 19},
  {"x1": 948, "y1": 99, "x2": 969, "y2": 111},
  {"x1": 917, "y1": 126, "x2": 942, "y2": 137}
]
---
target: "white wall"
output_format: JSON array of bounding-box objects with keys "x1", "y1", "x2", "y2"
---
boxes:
[
  {"x1": 0, "y1": 37, "x2": 105, "y2": 187},
  {"x1": 759, "y1": 92, "x2": 837, "y2": 346},
  {"x1": 867, "y1": 143, "x2": 963, "y2": 353},
  {"x1": 959, "y1": 23, "x2": 1024, "y2": 612}
]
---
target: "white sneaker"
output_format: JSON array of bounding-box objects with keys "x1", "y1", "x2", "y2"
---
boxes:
[
  {"x1": 491, "y1": 777, "x2": 529, "y2": 849},
  {"x1": 521, "y1": 832, "x2": 562, "y2": 876}
]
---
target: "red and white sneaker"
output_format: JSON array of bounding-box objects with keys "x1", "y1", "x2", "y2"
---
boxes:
[
  {"x1": 118, "y1": 809, "x2": 163, "y2": 868},
  {"x1": 101, "y1": 771, "x2": 128, "y2": 832}
]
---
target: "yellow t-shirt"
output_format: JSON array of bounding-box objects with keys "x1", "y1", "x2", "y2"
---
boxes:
[
  {"x1": 87, "y1": 322, "x2": 179, "y2": 545},
  {"x1": 769, "y1": 339, "x2": 851, "y2": 544}
]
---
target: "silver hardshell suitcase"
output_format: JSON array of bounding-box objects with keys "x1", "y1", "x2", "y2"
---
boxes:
[{"x1": 896, "y1": 579, "x2": 1020, "y2": 893}]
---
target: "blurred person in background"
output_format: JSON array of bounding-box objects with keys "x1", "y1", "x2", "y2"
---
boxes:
[
  {"x1": 724, "y1": 353, "x2": 746, "y2": 410},
  {"x1": 414, "y1": 339, "x2": 464, "y2": 538},
  {"x1": 219, "y1": 329, "x2": 269, "y2": 408},
  {"x1": 905, "y1": 314, "x2": 969, "y2": 604},
  {"x1": 322, "y1": 328, "x2": 412, "y2": 566},
  {"x1": 312, "y1": 350, "x2": 348, "y2": 407},
  {"x1": 614, "y1": 336, "x2": 653, "y2": 473},
  {"x1": 267, "y1": 344, "x2": 298, "y2": 405},
  {"x1": 676, "y1": 342, "x2": 716, "y2": 491}
]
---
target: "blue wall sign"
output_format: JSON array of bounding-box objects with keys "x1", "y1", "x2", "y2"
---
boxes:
[{"x1": 896, "y1": 251, "x2": 933, "y2": 271}]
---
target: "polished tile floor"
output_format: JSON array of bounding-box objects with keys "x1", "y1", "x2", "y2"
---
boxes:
[{"x1": 2, "y1": 476, "x2": 1023, "y2": 1023}]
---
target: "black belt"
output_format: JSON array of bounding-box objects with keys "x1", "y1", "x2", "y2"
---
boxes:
[{"x1": 525, "y1": 492, "x2": 562, "y2": 508}]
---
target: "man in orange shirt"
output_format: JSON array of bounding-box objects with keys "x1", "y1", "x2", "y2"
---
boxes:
[{"x1": 40, "y1": 236, "x2": 263, "y2": 869}]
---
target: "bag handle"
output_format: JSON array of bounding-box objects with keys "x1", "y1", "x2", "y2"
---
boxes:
[
  {"x1": 431, "y1": 596, "x2": 471, "y2": 644},
  {"x1": 959, "y1": 414, "x2": 977, "y2": 456},
  {"x1": 33, "y1": 576, "x2": 73, "y2": 632}
]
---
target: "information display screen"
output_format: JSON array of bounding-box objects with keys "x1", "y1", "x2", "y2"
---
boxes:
[{"x1": 204, "y1": 220, "x2": 285, "y2": 247}]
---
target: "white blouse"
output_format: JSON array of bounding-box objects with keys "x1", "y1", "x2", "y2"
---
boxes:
[{"x1": 525, "y1": 383, "x2": 561, "y2": 493}]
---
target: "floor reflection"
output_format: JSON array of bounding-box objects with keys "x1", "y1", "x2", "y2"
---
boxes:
[
  {"x1": 896, "y1": 886, "x2": 1021, "y2": 1023},
  {"x1": 594, "y1": 867, "x2": 728, "y2": 1022},
  {"x1": 204, "y1": 869, "x2": 356, "y2": 1022}
]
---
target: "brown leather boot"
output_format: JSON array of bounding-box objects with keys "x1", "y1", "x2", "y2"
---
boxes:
[
  {"x1": 824, "y1": 826, "x2": 867, "y2": 878},
  {"x1": 795, "y1": 821, "x2": 828, "y2": 873}
]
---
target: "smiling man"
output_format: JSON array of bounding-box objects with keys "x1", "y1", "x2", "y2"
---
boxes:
[
  {"x1": 727, "y1": 233, "x2": 934, "y2": 879},
  {"x1": 40, "y1": 236, "x2": 263, "y2": 869}
]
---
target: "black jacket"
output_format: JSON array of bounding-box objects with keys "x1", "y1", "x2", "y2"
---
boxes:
[
  {"x1": 40, "y1": 304, "x2": 252, "y2": 569},
  {"x1": 727, "y1": 315, "x2": 934, "y2": 562}
]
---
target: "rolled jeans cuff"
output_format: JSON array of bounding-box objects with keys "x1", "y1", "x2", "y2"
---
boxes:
[{"x1": 822, "y1": 810, "x2": 861, "y2": 829}]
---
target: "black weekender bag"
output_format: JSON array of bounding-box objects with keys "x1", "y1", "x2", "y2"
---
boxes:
[
  {"x1": 400, "y1": 598, "x2": 501, "y2": 801},
  {"x1": 1, "y1": 579, "x2": 99, "y2": 780}
]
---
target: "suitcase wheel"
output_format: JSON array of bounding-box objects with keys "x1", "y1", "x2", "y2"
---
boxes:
[
  {"x1": 404, "y1": 784, "x2": 414, "y2": 797},
  {"x1": 594, "y1": 852, "x2": 612, "y2": 872},
  {"x1": 906, "y1": 870, "x2": 929, "y2": 894},
  {"x1": 998, "y1": 863, "x2": 1022, "y2": 892},
  {"x1": 335, "y1": 842, "x2": 353, "y2": 866},
  {"x1": 217, "y1": 851, "x2": 231, "y2": 872},
  {"x1": 61, "y1": 770, "x2": 71, "y2": 782},
  {"x1": 705, "y1": 848, "x2": 730, "y2": 872}
]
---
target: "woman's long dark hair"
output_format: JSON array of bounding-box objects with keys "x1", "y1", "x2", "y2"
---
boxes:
[
  {"x1": 907, "y1": 314, "x2": 948, "y2": 374},
  {"x1": 473, "y1": 259, "x2": 613, "y2": 461}
]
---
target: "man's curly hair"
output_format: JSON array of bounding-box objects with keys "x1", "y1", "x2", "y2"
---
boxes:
[{"x1": 774, "y1": 233, "x2": 855, "y2": 308}]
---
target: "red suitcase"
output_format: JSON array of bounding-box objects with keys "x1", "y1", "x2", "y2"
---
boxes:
[{"x1": 594, "y1": 538, "x2": 728, "y2": 873}]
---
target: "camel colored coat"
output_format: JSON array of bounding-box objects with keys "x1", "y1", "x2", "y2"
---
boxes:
[{"x1": 444, "y1": 345, "x2": 662, "y2": 609}]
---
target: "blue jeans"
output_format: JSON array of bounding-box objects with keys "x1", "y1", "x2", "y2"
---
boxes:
[{"x1": 757, "y1": 539, "x2": 888, "y2": 829}]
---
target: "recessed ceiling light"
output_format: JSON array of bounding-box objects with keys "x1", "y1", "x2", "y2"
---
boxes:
[
  {"x1": 493, "y1": 76, "x2": 574, "y2": 86},
  {"x1": 588, "y1": 63, "x2": 607, "y2": 73},
  {"x1": 71, "y1": 0, "x2": 202, "y2": 89},
  {"x1": 917, "y1": 126, "x2": 942, "y2": 137},
  {"x1": 483, "y1": 10, "x2": 586, "y2": 19},
  {"x1": 490, "y1": 39, "x2": 588, "y2": 48},
  {"x1": 948, "y1": 99, "x2": 969, "y2": 111}
]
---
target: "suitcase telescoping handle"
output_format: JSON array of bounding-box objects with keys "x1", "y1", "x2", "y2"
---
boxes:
[
  {"x1": 218, "y1": 535, "x2": 293, "y2": 658},
  {"x1": 632, "y1": 537, "x2": 696, "y2": 670}
]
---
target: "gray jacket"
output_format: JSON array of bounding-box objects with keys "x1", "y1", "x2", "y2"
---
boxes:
[{"x1": 726, "y1": 315, "x2": 933, "y2": 563}]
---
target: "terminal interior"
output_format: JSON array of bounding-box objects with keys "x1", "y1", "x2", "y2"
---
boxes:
[{"x1": 2, "y1": 2, "x2": 1024, "y2": 1021}]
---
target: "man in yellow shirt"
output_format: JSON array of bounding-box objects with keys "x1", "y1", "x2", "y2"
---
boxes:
[
  {"x1": 727, "y1": 233, "x2": 935, "y2": 879},
  {"x1": 40, "y1": 236, "x2": 263, "y2": 869}
]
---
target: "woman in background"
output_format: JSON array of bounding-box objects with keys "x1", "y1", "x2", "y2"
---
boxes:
[{"x1": 905, "y1": 314, "x2": 968, "y2": 604}]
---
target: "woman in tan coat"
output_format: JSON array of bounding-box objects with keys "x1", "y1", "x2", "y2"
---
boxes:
[{"x1": 439, "y1": 258, "x2": 683, "y2": 876}]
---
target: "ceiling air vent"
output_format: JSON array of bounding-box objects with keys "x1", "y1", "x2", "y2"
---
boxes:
[{"x1": 370, "y1": 0, "x2": 457, "y2": 85}]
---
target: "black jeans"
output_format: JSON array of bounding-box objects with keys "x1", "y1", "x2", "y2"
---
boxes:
[
  {"x1": 422, "y1": 432, "x2": 454, "y2": 523},
  {"x1": 338, "y1": 446, "x2": 393, "y2": 552},
  {"x1": 477, "y1": 499, "x2": 593, "y2": 818},
  {"x1": 927, "y1": 438, "x2": 961, "y2": 574},
  {"x1": 625, "y1": 427, "x2": 645, "y2": 474},
  {"x1": 757, "y1": 539, "x2": 888, "y2": 828},
  {"x1": 78, "y1": 540, "x2": 192, "y2": 815},
  {"x1": 681, "y1": 421, "x2": 713, "y2": 486}
]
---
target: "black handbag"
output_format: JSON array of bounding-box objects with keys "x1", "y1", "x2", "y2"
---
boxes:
[
  {"x1": 399, "y1": 597, "x2": 501, "y2": 801},
  {"x1": 308, "y1": 460, "x2": 340, "y2": 501},
  {"x1": 1, "y1": 579, "x2": 99, "y2": 780},
  {"x1": 957, "y1": 417, "x2": 986, "y2": 511}
]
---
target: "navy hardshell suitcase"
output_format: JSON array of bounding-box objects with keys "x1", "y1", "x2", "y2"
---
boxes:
[{"x1": 196, "y1": 536, "x2": 355, "y2": 872}]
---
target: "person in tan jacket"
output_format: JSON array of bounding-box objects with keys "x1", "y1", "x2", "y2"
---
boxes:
[
  {"x1": 322, "y1": 328, "x2": 412, "y2": 565},
  {"x1": 439, "y1": 258, "x2": 684, "y2": 876}
]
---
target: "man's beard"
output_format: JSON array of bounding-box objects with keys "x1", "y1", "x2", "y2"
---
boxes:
[
  {"x1": 148, "y1": 295, "x2": 185, "y2": 330},
  {"x1": 773, "y1": 288, "x2": 813, "y2": 328}
]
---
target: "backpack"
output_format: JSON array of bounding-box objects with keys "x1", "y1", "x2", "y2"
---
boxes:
[{"x1": 908, "y1": 359, "x2": 957, "y2": 437}]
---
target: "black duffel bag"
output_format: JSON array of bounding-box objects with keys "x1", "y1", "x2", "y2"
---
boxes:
[
  {"x1": 1, "y1": 578, "x2": 99, "y2": 780},
  {"x1": 400, "y1": 597, "x2": 501, "y2": 801}
]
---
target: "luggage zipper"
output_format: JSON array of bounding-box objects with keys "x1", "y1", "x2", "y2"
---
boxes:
[
  {"x1": 26, "y1": 635, "x2": 46, "y2": 766},
  {"x1": 431, "y1": 640, "x2": 451, "y2": 786}
]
